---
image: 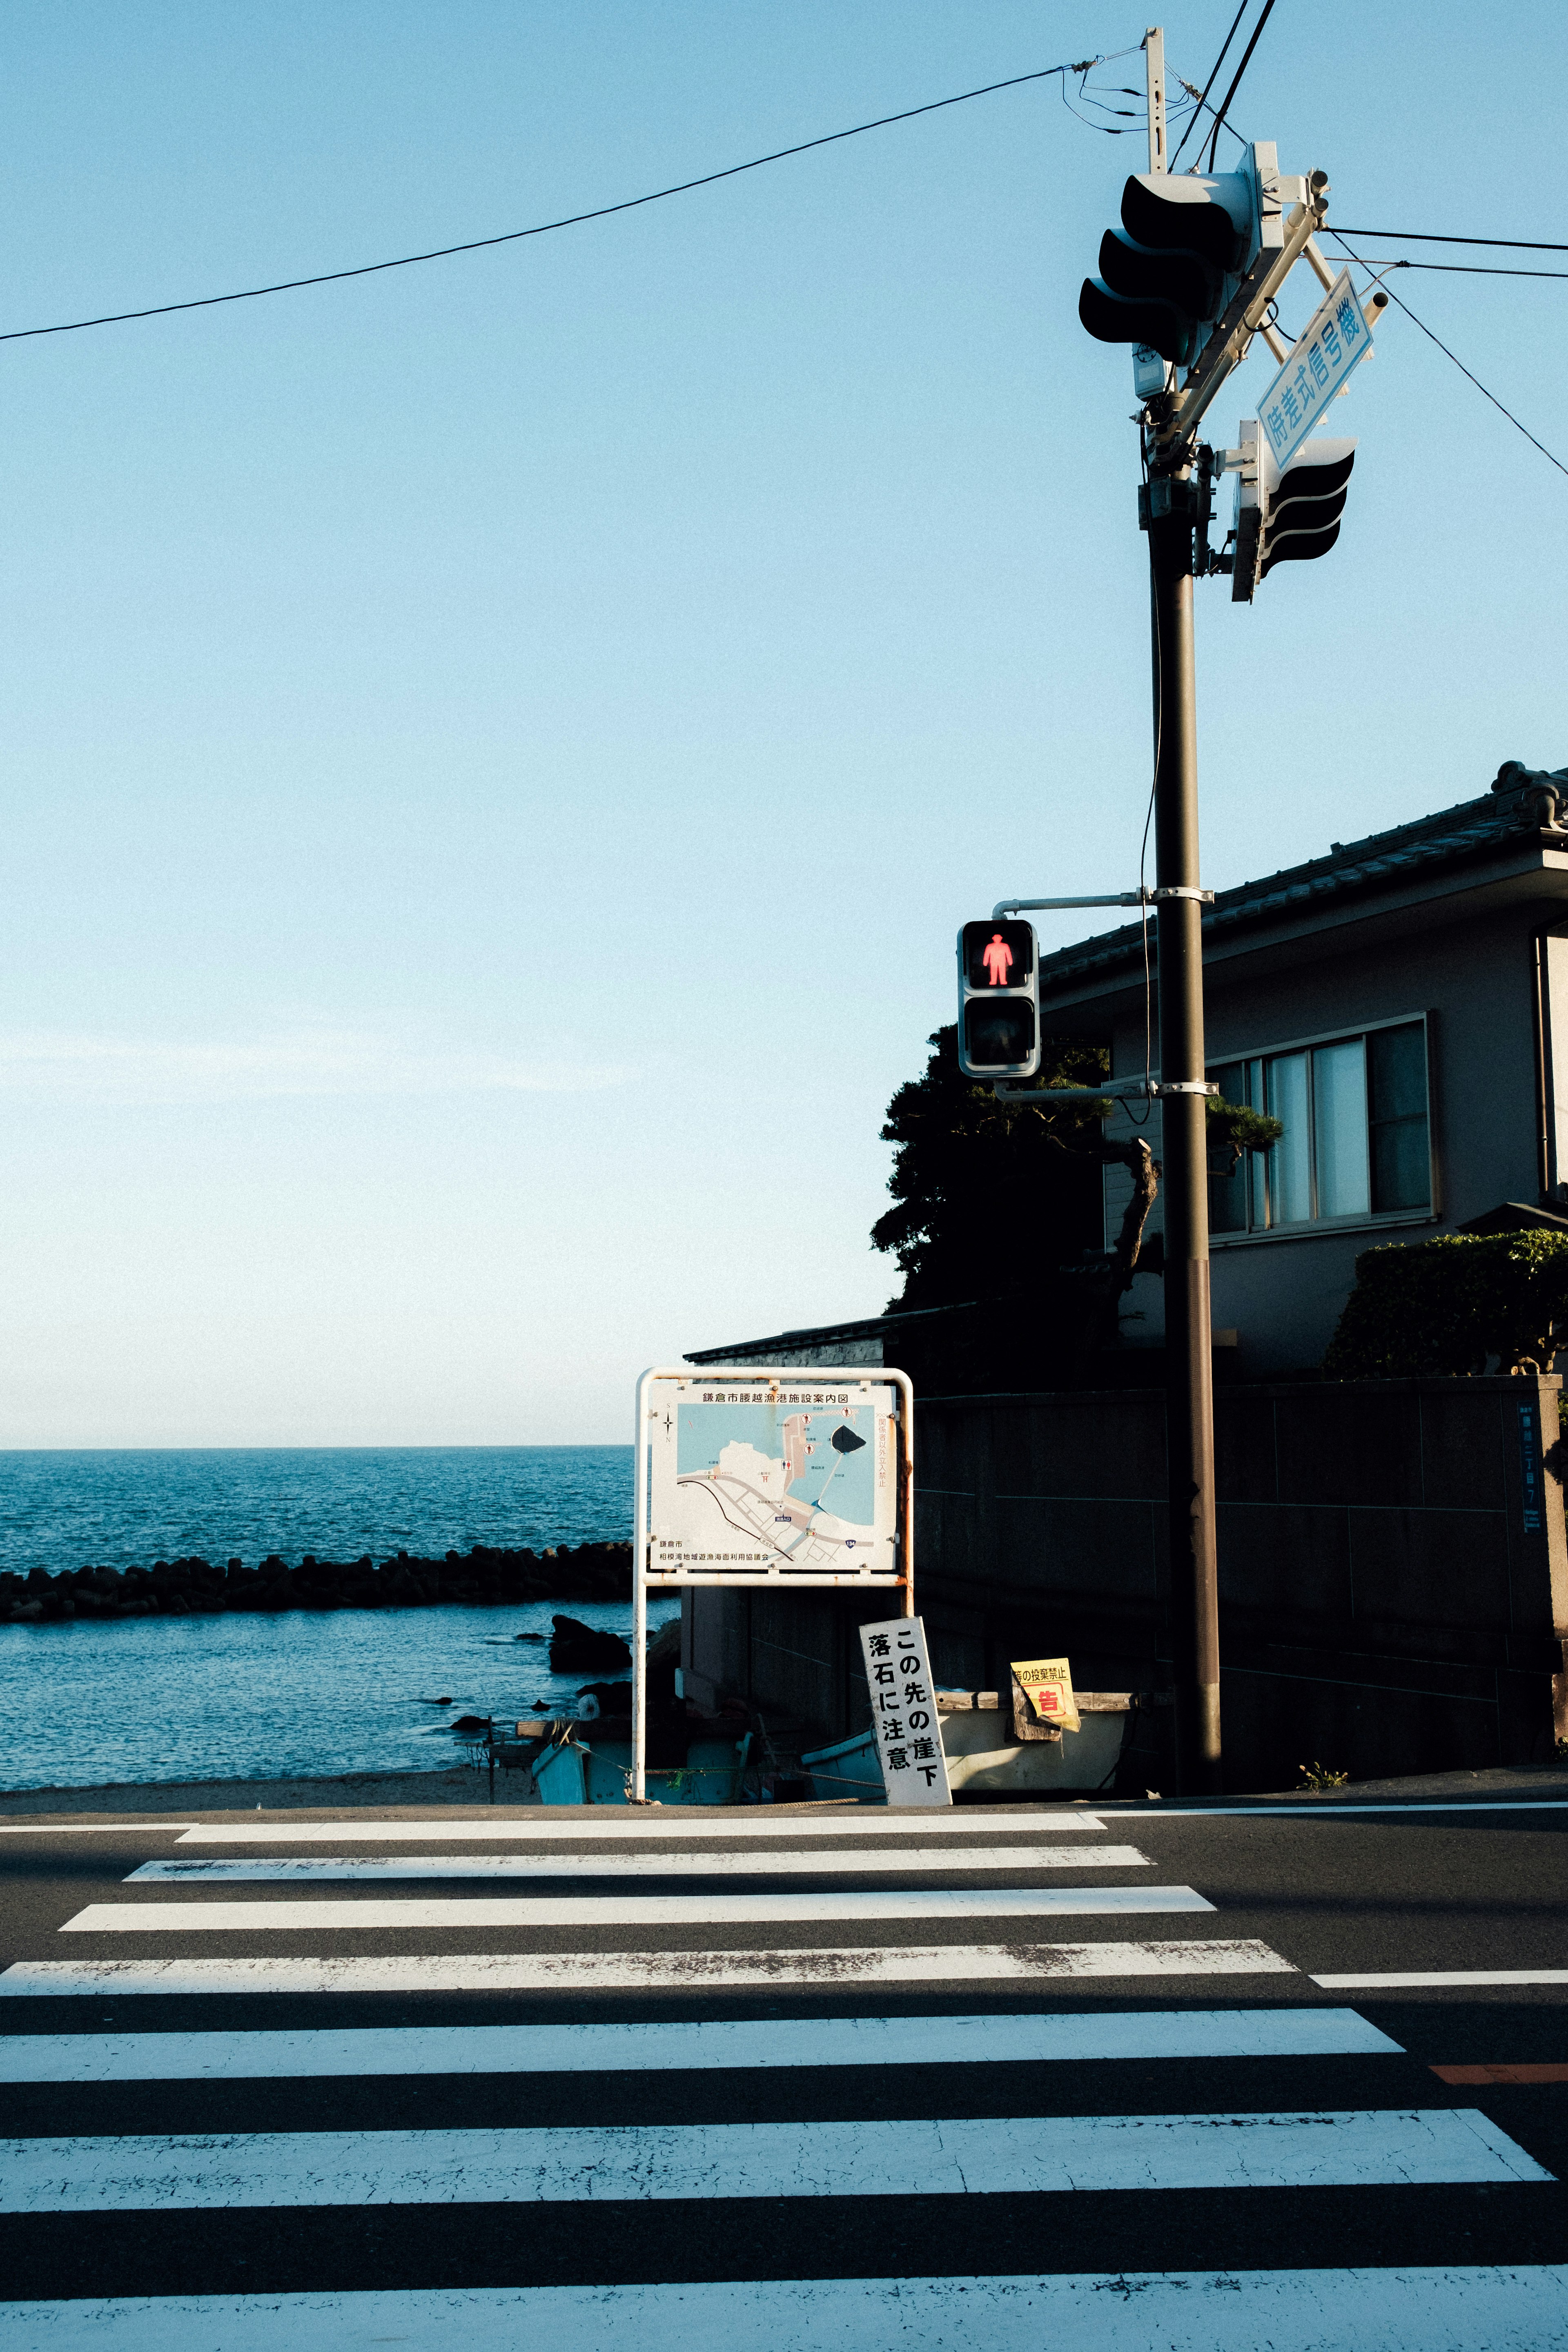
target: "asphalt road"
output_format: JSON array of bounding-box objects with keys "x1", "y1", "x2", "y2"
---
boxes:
[{"x1": 0, "y1": 1793, "x2": 1565, "y2": 2348}]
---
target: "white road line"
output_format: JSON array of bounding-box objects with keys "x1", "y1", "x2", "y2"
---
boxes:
[
  {"x1": 60, "y1": 1887, "x2": 1213, "y2": 1932},
  {"x1": 0, "y1": 1940, "x2": 1294, "y2": 1995},
  {"x1": 0, "y1": 2007, "x2": 1397, "y2": 2082},
  {"x1": 1312, "y1": 1969, "x2": 1568, "y2": 1988},
  {"x1": 174, "y1": 1814, "x2": 1109, "y2": 1842},
  {"x1": 2, "y1": 2271, "x2": 1566, "y2": 2352},
  {"x1": 1101, "y1": 1800, "x2": 1568, "y2": 1818},
  {"x1": 0, "y1": 1824, "x2": 197, "y2": 1836},
  {"x1": 128, "y1": 1845, "x2": 1149, "y2": 1884},
  {"x1": 0, "y1": 2109, "x2": 1545, "y2": 2213}
]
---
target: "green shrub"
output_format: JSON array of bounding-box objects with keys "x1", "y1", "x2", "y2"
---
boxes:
[{"x1": 1324, "y1": 1229, "x2": 1568, "y2": 1379}]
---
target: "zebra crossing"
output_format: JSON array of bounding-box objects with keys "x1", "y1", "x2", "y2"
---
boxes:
[{"x1": 0, "y1": 1800, "x2": 1564, "y2": 2347}]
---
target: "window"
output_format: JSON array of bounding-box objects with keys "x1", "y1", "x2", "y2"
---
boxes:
[{"x1": 1209, "y1": 1018, "x2": 1430, "y2": 1237}]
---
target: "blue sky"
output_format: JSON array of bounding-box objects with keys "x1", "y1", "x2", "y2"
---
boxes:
[{"x1": 2, "y1": 1, "x2": 1563, "y2": 1445}]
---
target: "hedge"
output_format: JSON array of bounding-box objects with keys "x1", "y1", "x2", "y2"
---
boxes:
[{"x1": 1323, "y1": 1229, "x2": 1568, "y2": 1379}]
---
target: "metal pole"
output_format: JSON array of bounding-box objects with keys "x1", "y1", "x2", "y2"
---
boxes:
[
  {"x1": 1147, "y1": 468, "x2": 1221, "y2": 1796},
  {"x1": 632, "y1": 1370, "x2": 650, "y2": 1802},
  {"x1": 1144, "y1": 27, "x2": 1167, "y2": 176}
]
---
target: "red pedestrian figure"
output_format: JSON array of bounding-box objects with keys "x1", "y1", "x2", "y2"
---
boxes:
[{"x1": 982, "y1": 931, "x2": 1013, "y2": 986}]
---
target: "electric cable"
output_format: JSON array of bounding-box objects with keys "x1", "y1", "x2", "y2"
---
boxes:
[
  {"x1": 1206, "y1": 0, "x2": 1278, "y2": 172},
  {"x1": 1330, "y1": 229, "x2": 1568, "y2": 252},
  {"x1": 1329, "y1": 234, "x2": 1568, "y2": 480},
  {"x1": 1169, "y1": 0, "x2": 1250, "y2": 169},
  {"x1": 0, "y1": 50, "x2": 1135, "y2": 347},
  {"x1": 1381, "y1": 261, "x2": 1568, "y2": 279}
]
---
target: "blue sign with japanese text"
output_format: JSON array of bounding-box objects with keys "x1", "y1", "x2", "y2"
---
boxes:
[{"x1": 1258, "y1": 268, "x2": 1374, "y2": 470}]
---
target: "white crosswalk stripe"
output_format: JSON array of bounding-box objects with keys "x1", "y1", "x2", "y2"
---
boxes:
[
  {"x1": 0, "y1": 2007, "x2": 1400, "y2": 2080},
  {"x1": 0, "y1": 1938, "x2": 1296, "y2": 1995},
  {"x1": 58, "y1": 1885, "x2": 1215, "y2": 1931},
  {"x1": 3, "y1": 2269, "x2": 1565, "y2": 2352},
  {"x1": 170, "y1": 1813, "x2": 1110, "y2": 1841},
  {"x1": 1, "y1": 1799, "x2": 1558, "y2": 2343},
  {"x1": 126, "y1": 1843, "x2": 1153, "y2": 1881},
  {"x1": 2, "y1": 2107, "x2": 1546, "y2": 2213}
]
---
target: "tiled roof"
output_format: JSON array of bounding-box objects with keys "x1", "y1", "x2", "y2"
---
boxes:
[
  {"x1": 1037, "y1": 760, "x2": 1568, "y2": 996},
  {"x1": 685, "y1": 1300, "x2": 975, "y2": 1365}
]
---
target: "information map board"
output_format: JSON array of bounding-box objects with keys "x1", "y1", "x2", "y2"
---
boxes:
[
  {"x1": 630, "y1": 1365, "x2": 914, "y2": 1800},
  {"x1": 646, "y1": 1373, "x2": 904, "y2": 1583}
]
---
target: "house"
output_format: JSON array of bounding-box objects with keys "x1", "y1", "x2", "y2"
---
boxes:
[
  {"x1": 1042, "y1": 754, "x2": 1568, "y2": 1378},
  {"x1": 696, "y1": 760, "x2": 1568, "y2": 1387}
]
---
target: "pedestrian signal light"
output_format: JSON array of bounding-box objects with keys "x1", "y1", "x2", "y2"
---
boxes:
[
  {"x1": 1080, "y1": 167, "x2": 1262, "y2": 368},
  {"x1": 957, "y1": 919, "x2": 1038, "y2": 1080},
  {"x1": 1231, "y1": 428, "x2": 1356, "y2": 603}
]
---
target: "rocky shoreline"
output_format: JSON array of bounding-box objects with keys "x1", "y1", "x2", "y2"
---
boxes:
[{"x1": 0, "y1": 1539, "x2": 633, "y2": 1624}]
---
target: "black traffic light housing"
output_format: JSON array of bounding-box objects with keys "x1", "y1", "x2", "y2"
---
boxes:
[
  {"x1": 1232, "y1": 430, "x2": 1356, "y2": 601},
  {"x1": 957, "y1": 919, "x2": 1039, "y2": 1080},
  {"x1": 1080, "y1": 168, "x2": 1260, "y2": 368}
]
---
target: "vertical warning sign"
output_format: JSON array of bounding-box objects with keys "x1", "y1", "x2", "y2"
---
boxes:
[{"x1": 859, "y1": 1616, "x2": 951, "y2": 1807}]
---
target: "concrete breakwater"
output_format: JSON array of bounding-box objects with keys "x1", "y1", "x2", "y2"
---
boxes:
[{"x1": 0, "y1": 1540, "x2": 633, "y2": 1625}]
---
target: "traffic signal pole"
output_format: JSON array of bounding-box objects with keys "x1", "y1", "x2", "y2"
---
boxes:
[
  {"x1": 1141, "y1": 32, "x2": 1219, "y2": 1795},
  {"x1": 1070, "y1": 30, "x2": 1351, "y2": 1791},
  {"x1": 1147, "y1": 472, "x2": 1221, "y2": 1795}
]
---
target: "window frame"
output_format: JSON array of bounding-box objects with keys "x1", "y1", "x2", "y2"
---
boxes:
[{"x1": 1207, "y1": 1009, "x2": 1437, "y2": 1249}]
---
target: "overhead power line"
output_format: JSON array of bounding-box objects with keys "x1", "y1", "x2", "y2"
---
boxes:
[
  {"x1": 1388, "y1": 261, "x2": 1568, "y2": 280},
  {"x1": 1170, "y1": 0, "x2": 1249, "y2": 170},
  {"x1": 1330, "y1": 235, "x2": 1568, "y2": 481},
  {"x1": 1333, "y1": 228, "x2": 1568, "y2": 252},
  {"x1": 1206, "y1": 0, "x2": 1277, "y2": 173},
  {"x1": 0, "y1": 53, "x2": 1131, "y2": 348}
]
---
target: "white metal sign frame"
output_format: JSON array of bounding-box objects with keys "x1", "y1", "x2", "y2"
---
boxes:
[{"x1": 630, "y1": 1364, "x2": 915, "y2": 1802}]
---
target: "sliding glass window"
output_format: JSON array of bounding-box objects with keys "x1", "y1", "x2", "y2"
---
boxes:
[{"x1": 1209, "y1": 1019, "x2": 1430, "y2": 1236}]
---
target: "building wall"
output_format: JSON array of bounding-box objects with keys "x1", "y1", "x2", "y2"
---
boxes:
[
  {"x1": 1102, "y1": 904, "x2": 1543, "y2": 1377},
  {"x1": 688, "y1": 1377, "x2": 1568, "y2": 1791}
]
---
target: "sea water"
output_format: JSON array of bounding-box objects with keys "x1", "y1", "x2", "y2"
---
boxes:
[
  {"x1": 0, "y1": 1446, "x2": 633, "y2": 1575},
  {"x1": 0, "y1": 1445, "x2": 658, "y2": 1793},
  {"x1": 0, "y1": 1599, "x2": 682, "y2": 1793}
]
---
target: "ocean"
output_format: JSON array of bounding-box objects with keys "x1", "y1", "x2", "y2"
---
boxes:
[
  {"x1": 0, "y1": 1446, "x2": 633, "y2": 1575},
  {"x1": 0, "y1": 1446, "x2": 657, "y2": 1794}
]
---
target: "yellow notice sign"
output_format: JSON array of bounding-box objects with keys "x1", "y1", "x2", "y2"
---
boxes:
[{"x1": 1012, "y1": 1657, "x2": 1080, "y2": 1735}]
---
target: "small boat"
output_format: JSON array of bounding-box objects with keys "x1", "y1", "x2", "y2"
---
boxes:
[
  {"x1": 802, "y1": 1692, "x2": 1134, "y2": 1800},
  {"x1": 527, "y1": 1718, "x2": 753, "y2": 1806}
]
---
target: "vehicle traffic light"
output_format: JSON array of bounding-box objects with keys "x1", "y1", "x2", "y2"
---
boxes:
[
  {"x1": 956, "y1": 919, "x2": 1038, "y2": 1079},
  {"x1": 1079, "y1": 165, "x2": 1262, "y2": 367},
  {"x1": 1231, "y1": 429, "x2": 1356, "y2": 602}
]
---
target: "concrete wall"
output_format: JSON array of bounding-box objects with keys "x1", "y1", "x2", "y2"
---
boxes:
[
  {"x1": 1102, "y1": 904, "x2": 1545, "y2": 1378},
  {"x1": 687, "y1": 1376, "x2": 1568, "y2": 1793}
]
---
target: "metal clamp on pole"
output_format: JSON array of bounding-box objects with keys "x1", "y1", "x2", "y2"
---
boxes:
[
  {"x1": 1151, "y1": 886, "x2": 1214, "y2": 903},
  {"x1": 991, "y1": 1078, "x2": 1219, "y2": 1104}
]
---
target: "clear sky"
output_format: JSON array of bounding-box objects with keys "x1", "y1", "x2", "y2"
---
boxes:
[{"x1": 2, "y1": 1, "x2": 1563, "y2": 1446}]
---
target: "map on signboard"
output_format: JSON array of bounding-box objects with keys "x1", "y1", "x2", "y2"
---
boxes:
[{"x1": 647, "y1": 1380, "x2": 898, "y2": 1576}]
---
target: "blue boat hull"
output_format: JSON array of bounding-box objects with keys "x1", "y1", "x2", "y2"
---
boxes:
[{"x1": 532, "y1": 1732, "x2": 752, "y2": 1806}]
